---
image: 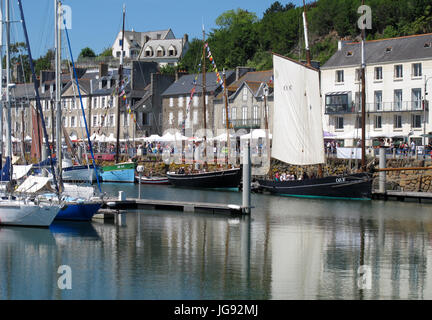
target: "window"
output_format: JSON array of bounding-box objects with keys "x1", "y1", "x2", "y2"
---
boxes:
[
  {"x1": 355, "y1": 116, "x2": 362, "y2": 129},
  {"x1": 253, "y1": 105, "x2": 259, "y2": 120},
  {"x1": 394, "y1": 65, "x2": 403, "y2": 79},
  {"x1": 335, "y1": 117, "x2": 344, "y2": 129},
  {"x1": 412, "y1": 63, "x2": 422, "y2": 77},
  {"x1": 242, "y1": 87, "x2": 248, "y2": 101},
  {"x1": 374, "y1": 67, "x2": 383, "y2": 80},
  {"x1": 394, "y1": 115, "x2": 402, "y2": 129},
  {"x1": 374, "y1": 91, "x2": 382, "y2": 111},
  {"x1": 92, "y1": 115, "x2": 98, "y2": 127},
  {"x1": 355, "y1": 92, "x2": 362, "y2": 112},
  {"x1": 178, "y1": 96, "x2": 184, "y2": 107},
  {"x1": 178, "y1": 111, "x2": 183, "y2": 125},
  {"x1": 119, "y1": 39, "x2": 123, "y2": 46},
  {"x1": 374, "y1": 115, "x2": 382, "y2": 129},
  {"x1": 186, "y1": 96, "x2": 190, "y2": 107},
  {"x1": 355, "y1": 68, "x2": 361, "y2": 82},
  {"x1": 102, "y1": 97, "x2": 106, "y2": 108},
  {"x1": 205, "y1": 95, "x2": 208, "y2": 105},
  {"x1": 412, "y1": 114, "x2": 422, "y2": 128},
  {"x1": 412, "y1": 88, "x2": 422, "y2": 110},
  {"x1": 109, "y1": 114, "x2": 115, "y2": 127},
  {"x1": 93, "y1": 97, "x2": 98, "y2": 108},
  {"x1": 70, "y1": 116, "x2": 76, "y2": 127},
  {"x1": 231, "y1": 107, "x2": 236, "y2": 120},
  {"x1": 169, "y1": 97, "x2": 174, "y2": 107},
  {"x1": 336, "y1": 70, "x2": 344, "y2": 83},
  {"x1": 193, "y1": 96, "x2": 199, "y2": 107},
  {"x1": 394, "y1": 89, "x2": 402, "y2": 110},
  {"x1": 193, "y1": 110, "x2": 198, "y2": 125},
  {"x1": 168, "y1": 112, "x2": 173, "y2": 125},
  {"x1": 242, "y1": 106, "x2": 248, "y2": 125},
  {"x1": 156, "y1": 46, "x2": 165, "y2": 57}
]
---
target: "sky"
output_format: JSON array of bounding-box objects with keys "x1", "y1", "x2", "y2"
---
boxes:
[{"x1": 7, "y1": 0, "x2": 304, "y2": 60}]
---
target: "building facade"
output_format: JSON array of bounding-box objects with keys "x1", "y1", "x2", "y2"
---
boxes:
[
  {"x1": 161, "y1": 70, "x2": 237, "y2": 137},
  {"x1": 213, "y1": 70, "x2": 273, "y2": 136},
  {"x1": 321, "y1": 33, "x2": 432, "y2": 147}
]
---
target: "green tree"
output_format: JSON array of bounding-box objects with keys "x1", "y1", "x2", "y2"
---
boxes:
[
  {"x1": 79, "y1": 47, "x2": 96, "y2": 59},
  {"x1": 99, "y1": 47, "x2": 113, "y2": 57}
]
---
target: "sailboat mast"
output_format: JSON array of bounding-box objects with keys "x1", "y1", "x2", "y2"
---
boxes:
[
  {"x1": 223, "y1": 69, "x2": 230, "y2": 166},
  {"x1": 361, "y1": 0, "x2": 366, "y2": 171},
  {"x1": 115, "y1": 4, "x2": 125, "y2": 164},
  {"x1": 202, "y1": 26, "x2": 207, "y2": 166},
  {"x1": 55, "y1": 0, "x2": 62, "y2": 181},
  {"x1": 302, "y1": 0, "x2": 311, "y2": 66},
  {"x1": 5, "y1": 0, "x2": 11, "y2": 162},
  {"x1": 0, "y1": 0, "x2": 3, "y2": 170}
]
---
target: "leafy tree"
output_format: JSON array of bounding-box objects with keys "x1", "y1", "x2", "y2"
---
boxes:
[
  {"x1": 79, "y1": 47, "x2": 96, "y2": 59},
  {"x1": 99, "y1": 47, "x2": 113, "y2": 57}
]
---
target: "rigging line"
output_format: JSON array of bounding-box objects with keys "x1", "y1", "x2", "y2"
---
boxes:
[{"x1": 63, "y1": 17, "x2": 101, "y2": 193}]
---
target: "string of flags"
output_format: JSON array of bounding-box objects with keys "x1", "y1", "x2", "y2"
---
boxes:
[{"x1": 205, "y1": 42, "x2": 224, "y2": 89}]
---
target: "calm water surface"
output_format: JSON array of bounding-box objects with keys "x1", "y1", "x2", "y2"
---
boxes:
[{"x1": 1, "y1": 183, "x2": 432, "y2": 299}]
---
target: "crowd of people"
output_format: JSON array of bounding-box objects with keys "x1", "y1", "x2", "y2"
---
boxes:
[{"x1": 273, "y1": 171, "x2": 315, "y2": 182}]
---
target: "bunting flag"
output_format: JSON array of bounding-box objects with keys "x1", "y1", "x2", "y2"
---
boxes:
[{"x1": 205, "y1": 42, "x2": 224, "y2": 89}]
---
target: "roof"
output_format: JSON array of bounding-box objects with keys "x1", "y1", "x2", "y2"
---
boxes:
[
  {"x1": 140, "y1": 38, "x2": 186, "y2": 59},
  {"x1": 322, "y1": 33, "x2": 432, "y2": 69},
  {"x1": 117, "y1": 29, "x2": 174, "y2": 48},
  {"x1": 162, "y1": 70, "x2": 235, "y2": 96},
  {"x1": 227, "y1": 70, "x2": 273, "y2": 92}
]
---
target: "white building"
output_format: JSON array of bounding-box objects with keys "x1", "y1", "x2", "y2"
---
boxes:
[
  {"x1": 111, "y1": 28, "x2": 188, "y2": 67},
  {"x1": 112, "y1": 29, "x2": 175, "y2": 60},
  {"x1": 321, "y1": 33, "x2": 432, "y2": 147}
]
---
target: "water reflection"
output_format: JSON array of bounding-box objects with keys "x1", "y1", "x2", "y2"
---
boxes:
[{"x1": 1, "y1": 185, "x2": 432, "y2": 299}]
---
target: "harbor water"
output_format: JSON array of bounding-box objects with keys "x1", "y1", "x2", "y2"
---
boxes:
[{"x1": 1, "y1": 183, "x2": 432, "y2": 299}]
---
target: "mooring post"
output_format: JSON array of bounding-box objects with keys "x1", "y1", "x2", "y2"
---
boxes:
[
  {"x1": 242, "y1": 141, "x2": 251, "y2": 215},
  {"x1": 137, "y1": 165, "x2": 144, "y2": 199},
  {"x1": 379, "y1": 147, "x2": 386, "y2": 193}
]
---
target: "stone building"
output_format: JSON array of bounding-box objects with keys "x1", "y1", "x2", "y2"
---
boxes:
[
  {"x1": 213, "y1": 70, "x2": 274, "y2": 136},
  {"x1": 161, "y1": 70, "x2": 238, "y2": 137}
]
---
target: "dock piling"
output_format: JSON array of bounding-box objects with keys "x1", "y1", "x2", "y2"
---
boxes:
[
  {"x1": 242, "y1": 141, "x2": 251, "y2": 215},
  {"x1": 379, "y1": 147, "x2": 386, "y2": 193}
]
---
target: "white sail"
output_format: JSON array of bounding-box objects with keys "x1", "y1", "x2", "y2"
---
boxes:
[{"x1": 271, "y1": 54, "x2": 325, "y2": 165}]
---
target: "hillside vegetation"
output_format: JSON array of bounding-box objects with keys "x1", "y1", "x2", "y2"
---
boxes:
[{"x1": 178, "y1": 0, "x2": 432, "y2": 73}]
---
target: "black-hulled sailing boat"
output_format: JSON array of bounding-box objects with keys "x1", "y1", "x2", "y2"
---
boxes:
[
  {"x1": 258, "y1": 2, "x2": 372, "y2": 200},
  {"x1": 166, "y1": 27, "x2": 241, "y2": 189}
]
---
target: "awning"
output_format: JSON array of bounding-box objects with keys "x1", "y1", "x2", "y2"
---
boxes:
[{"x1": 325, "y1": 91, "x2": 351, "y2": 96}]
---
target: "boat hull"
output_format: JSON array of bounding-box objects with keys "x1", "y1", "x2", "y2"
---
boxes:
[
  {"x1": 166, "y1": 168, "x2": 242, "y2": 189},
  {"x1": 0, "y1": 202, "x2": 61, "y2": 227},
  {"x1": 101, "y1": 163, "x2": 135, "y2": 183},
  {"x1": 135, "y1": 176, "x2": 170, "y2": 185},
  {"x1": 62, "y1": 165, "x2": 98, "y2": 183},
  {"x1": 55, "y1": 202, "x2": 102, "y2": 221},
  {"x1": 258, "y1": 173, "x2": 372, "y2": 200}
]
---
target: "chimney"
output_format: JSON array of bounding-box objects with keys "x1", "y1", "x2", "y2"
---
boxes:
[
  {"x1": 90, "y1": 79, "x2": 94, "y2": 94},
  {"x1": 338, "y1": 40, "x2": 342, "y2": 51},
  {"x1": 99, "y1": 63, "x2": 108, "y2": 77},
  {"x1": 183, "y1": 34, "x2": 189, "y2": 44}
]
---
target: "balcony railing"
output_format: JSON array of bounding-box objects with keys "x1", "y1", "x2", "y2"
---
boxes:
[
  {"x1": 231, "y1": 119, "x2": 261, "y2": 129},
  {"x1": 325, "y1": 101, "x2": 426, "y2": 114}
]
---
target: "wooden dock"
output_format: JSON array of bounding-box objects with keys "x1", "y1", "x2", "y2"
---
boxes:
[
  {"x1": 101, "y1": 198, "x2": 244, "y2": 215},
  {"x1": 372, "y1": 190, "x2": 432, "y2": 203}
]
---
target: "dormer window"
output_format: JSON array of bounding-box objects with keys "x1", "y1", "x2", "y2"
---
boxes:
[
  {"x1": 385, "y1": 47, "x2": 392, "y2": 53},
  {"x1": 346, "y1": 51, "x2": 353, "y2": 57},
  {"x1": 156, "y1": 46, "x2": 165, "y2": 57},
  {"x1": 157, "y1": 33, "x2": 161, "y2": 40},
  {"x1": 168, "y1": 45, "x2": 177, "y2": 56},
  {"x1": 425, "y1": 42, "x2": 431, "y2": 48},
  {"x1": 145, "y1": 46, "x2": 153, "y2": 57}
]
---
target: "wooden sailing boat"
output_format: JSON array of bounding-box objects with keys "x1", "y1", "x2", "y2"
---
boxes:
[
  {"x1": 166, "y1": 26, "x2": 241, "y2": 189},
  {"x1": 257, "y1": 2, "x2": 372, "y2": 200},
  {"x1": 100, "y1": 4, "x2": 135, "y2": 183}
]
